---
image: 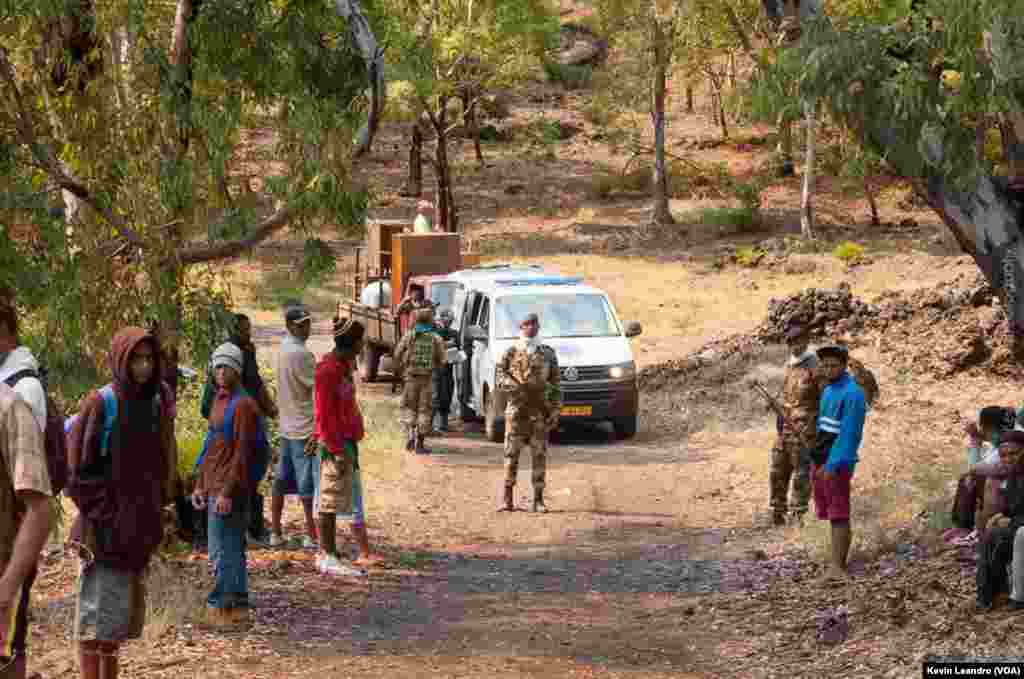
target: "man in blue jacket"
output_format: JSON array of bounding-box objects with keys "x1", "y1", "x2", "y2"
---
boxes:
[{"x1": 812, "y1": 344, "x2": 866, "y2": 580}]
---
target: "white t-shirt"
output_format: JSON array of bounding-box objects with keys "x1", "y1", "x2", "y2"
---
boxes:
[
  {"x1": 0, "y1": 347, "x2": 46, "y2": 431},
  {"x1": 276, "y1": 334, "x2": 316, "y2": 440}
]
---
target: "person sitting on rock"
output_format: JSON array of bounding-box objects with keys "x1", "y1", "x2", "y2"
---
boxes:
[
  {"x1": 973, "y1": 430, "x2": 1024, "y2": 611},
  {"x1": 947, "y1": 406, "x2": 1017, "y2": 545}
]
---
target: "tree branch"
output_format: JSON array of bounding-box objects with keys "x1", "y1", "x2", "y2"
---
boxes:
[
  {"x1": 333, "y1": 0, "x2": 385, "y2": 158},
  {"x1": 0, "y1": 46, "x2": 145, "y2": 249},
  {"x1": 176, "y1": 201, "x2": 302, "y2": 265}
]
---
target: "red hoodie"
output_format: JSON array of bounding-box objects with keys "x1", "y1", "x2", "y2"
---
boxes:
[
  {"x1": 314, "y1": 352, "x2": 364, "y2": 454},
  {"x1": 66, "y1": 327, "x2": 175, "y2": 572}
]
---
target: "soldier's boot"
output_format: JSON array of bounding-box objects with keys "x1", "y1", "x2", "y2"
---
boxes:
[
  {"x1": 415, "y1": 434, "x2": 431, "y2": 455},
  {"x1": 498, "y1": 485, "x2": 515, "y2": 512},
  {"x1": 439, "y1": 413, "x2": 449, "y2": 432},
  {"x1": 531, "y1": 487, "x2": 547, "y2": 514},
  {"x1": 405, "y1": 426, "x2": 416, "y2": 452},
  {"x1": 432, "y1": 412, "x2": 442, "y2": 433}
]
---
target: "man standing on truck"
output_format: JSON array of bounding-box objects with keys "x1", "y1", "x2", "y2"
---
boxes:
[
  {"x1": 496, "y1": 312, "x2": 561, "y2": 514},
  {"x1": 432, "y1": 309, "x2": 458, "y2": 433},
  {"x1": 396, "y1": 284, "x2": 436, "y2": 316},
  {"x1": 394, "y1": 308, "x2": 446, "y2": 454}
]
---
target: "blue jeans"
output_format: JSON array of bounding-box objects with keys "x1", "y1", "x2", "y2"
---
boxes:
[{"x1": 207, "y1": 497, "x2": 249, "y2": 609}]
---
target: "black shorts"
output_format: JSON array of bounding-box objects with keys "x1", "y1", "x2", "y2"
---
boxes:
[{"x1": 1, "y1": 566, "x2": 35, "y2": 661}]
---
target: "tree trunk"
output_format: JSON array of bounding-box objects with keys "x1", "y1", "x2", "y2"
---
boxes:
[
  {"x1": 333, "y1": 0, "x2": 384, "y2": 158},
  {"x1": 651, "y1": 18, "x2": 674, "y2": 225},
  {"x1": 864, "y1": 178, "x2": 880, "y2": 227},
  {"x1": 685, "y1": 84, "x2": 694, "y2": 113},
  {"x1": 800, "y1": 101, "x2": 815, "y2": 238},
  {"x1": 463, "y1": 93, "x2": 484, "y2": 166},
  {"x1": 402, "y1": 122, "x2": 423, "y2": 197},
  {"x1": 433, "y1": 99, "x2": 457, "y2": 232}
]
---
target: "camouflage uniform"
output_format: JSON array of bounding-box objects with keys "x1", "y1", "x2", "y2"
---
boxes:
[
  {"x1": 770, "y1": 353, "x2": 822, "y2": 520},
  {"x1": 496, "y1": 343, "x2": 561, "y2": 493},
  {"x1": 394, "y1": 321, "x2": 445, "y2": 448}
]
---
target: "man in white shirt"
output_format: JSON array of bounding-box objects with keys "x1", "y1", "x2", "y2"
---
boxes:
[
  {"x1": 270, "y1": 303, "x2": 319, "y2": 549},
  {"x1": 0, "y1": 303, "x2": 46, "y2": 431}
]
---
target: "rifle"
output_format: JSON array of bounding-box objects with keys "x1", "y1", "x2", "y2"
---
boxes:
[{"x1": 751, "y1": 379, "x2": 785, "y2": 434}]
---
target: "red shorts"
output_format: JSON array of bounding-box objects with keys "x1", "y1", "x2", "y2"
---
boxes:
[{"x1": 812, "y1": 464, "x2": 853, "y2": 521}]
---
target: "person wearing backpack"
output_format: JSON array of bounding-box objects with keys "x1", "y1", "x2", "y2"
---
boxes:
[
  {"x1": 66, "y1": 327, "x2": 175, "y2": 679},
  {"x1": 0, "y1": 304, "x2": 46, "y2": 432},
  {"x1": 0, "y1": 381, "x2": 54, "y2": 679},
  {"x1": 191, "y1": 343, "x2": 262, "y2": 624},
  {"x1": 393, "y1": 307, "x2": 445, "y2": 455}
]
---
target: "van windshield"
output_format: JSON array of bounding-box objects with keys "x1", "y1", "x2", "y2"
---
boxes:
[
  {"x1": 431, "y1": 282, "x2": 459, "y2": 311},
  {"x1": 495, "y1": 294, "x2": 621, "y2": 339}
]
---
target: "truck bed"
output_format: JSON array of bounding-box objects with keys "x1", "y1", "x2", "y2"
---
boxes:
[{"x1": 337, "y1": 300, "x2": 400, "y2": 349}]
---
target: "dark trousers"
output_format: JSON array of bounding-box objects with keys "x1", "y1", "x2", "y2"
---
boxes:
[
  {"x1": 432, "y1": 366, "x2": 455, "y2": 416},
  {"x1": 977, "y1": 525, "x2": 1015, "y2": 604}
]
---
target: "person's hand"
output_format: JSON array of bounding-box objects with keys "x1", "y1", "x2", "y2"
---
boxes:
[
  {"x1": 214, "y1": 495, "x2": 232, "y2": 516},
  {"x1": 191, "y1": 488, "x2": 207, "y2": 510},
  {"x1": 987, "y1": 513, "x2": 1010, "y2": 530},
  {"x1": 304, "y1": 437, "x2": 319, "y2": 456}
]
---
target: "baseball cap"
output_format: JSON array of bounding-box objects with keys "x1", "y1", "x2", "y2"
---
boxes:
[
  {"x1": 284, "y1": 304, "x2": 311, "y2": 324},
  {"x1": 521, "y1": 312, "x2": 539, "y2": 325},
  {"x1": 816, "y1": 344, "x2": 848, "y2": 361}
]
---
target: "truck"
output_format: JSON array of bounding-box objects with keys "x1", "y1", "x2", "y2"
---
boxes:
[
  {"x1": 336, "y1": 221, "x2": 472, "y2": 382},
  {"x1": 452, "y1": 274, "x2": 643, "y2": 441}
]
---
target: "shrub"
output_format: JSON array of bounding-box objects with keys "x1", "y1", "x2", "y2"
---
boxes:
[
  {"x1": 734, "y1": 245, "x2": 766, "y2": 267},
  {"x1": 696, "y1": 206, "x2": 758, "y2": 231},
  {"x1": 543, "y1": 62, "x2": 593, "y2": 89},
  {"x1": 832, "y1": 241, "x2": 866, "y2": 265}
]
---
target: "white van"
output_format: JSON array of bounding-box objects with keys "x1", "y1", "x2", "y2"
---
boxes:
[{"x1": 453, "y1": 275, "x2": 642, "y2": 441}]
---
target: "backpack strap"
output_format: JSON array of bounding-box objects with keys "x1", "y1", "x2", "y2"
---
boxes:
[
  {"x1": 193, "y1": 392, "x2": 242, "y2": 473},
  {"x1": 99, "y1": 384, "x2": 117, "y2": 458},
  {"x1": 2, "y1": 369, "x2": 38, "y2": 389}
]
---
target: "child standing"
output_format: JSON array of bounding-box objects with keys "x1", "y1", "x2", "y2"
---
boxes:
[{"x1": 192, "y1": 343, "x2": 262, "y2": 623}]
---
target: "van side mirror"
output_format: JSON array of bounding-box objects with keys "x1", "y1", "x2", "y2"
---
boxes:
[
  {"x1": 624, "y1": 321, "x2": 642, "y2": 338},
  {"x1": 467, "y1": 325, "x2": 488, "y2": 343}
]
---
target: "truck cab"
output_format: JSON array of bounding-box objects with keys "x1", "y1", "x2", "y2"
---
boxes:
[{"x1": 456, "y1": 276, "x2": 643, "y2": 441}]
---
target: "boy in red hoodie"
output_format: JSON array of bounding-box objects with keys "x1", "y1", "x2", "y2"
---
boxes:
[
  {"x1": 67, "y1": 327, "x2": 175, "y2": 679},
  {"x1": 313, "y1": 318, "x2": 384, "y2": 576}
]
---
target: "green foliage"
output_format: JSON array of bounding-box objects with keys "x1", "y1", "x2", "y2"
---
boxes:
[
  {"x1": 832, "y1": 240, "x2": 866, "y2": 264},
  {"x1": 734, "y1": 245, "x2": 767, "y2": 267},
  {"x1": 0, "y1": 0, "x2": 374, "y2": 369},
  {"x1": 543, "y1": 62, "x2": 593, "y2": 89},
  {"x1": 696, "y1": 206, "x2": 759, "y2": 230}
]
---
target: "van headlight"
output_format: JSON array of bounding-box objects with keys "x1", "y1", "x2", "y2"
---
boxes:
[{"x1": 608, "y1": 361, "x2": 636, "y2": 379}]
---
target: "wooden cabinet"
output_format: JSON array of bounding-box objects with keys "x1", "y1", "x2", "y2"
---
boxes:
[
  {"x1": 366, "y1": 220, "x2": 407, "y2": 275},
  {"x1": 390, "y1": 233, "x2": 461, "y2": 307}
]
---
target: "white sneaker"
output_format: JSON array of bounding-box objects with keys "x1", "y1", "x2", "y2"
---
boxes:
[
  {"x1": 268, "y1": 533, "x2": 284, "y2": 548},
  {"x1": 317, "y1": 554, "x2": 367, "y2": 577},
  {"x1": 301, "y1": 536, "x2": 319, "y2": 550}
]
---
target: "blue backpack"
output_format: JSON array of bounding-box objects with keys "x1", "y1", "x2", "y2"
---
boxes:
[
  {"x1": 64, "y1": 385, "x2": 159, "y2": 458},
  {"x1": 194, "y1": 392, "x2": 270, "y2": 486}
]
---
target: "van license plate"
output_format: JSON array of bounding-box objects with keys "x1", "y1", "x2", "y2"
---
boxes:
[{"x1": 561, "y1": 405, "x2": 592, "y2": 417}]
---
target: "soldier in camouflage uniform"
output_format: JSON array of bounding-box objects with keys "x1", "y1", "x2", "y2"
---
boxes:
[
  {"x1": 831, "y1": 319, "x2": 879, "y2": 409},
  {"x1": 496, "y1": 312, "x2": 561, "y2": 513},
  {"x1": 393, "y1": 307, "x2": 446, "y2": 454},
  {"x1": 770, "y1": 323, "x2": 823, "y2": 525}
]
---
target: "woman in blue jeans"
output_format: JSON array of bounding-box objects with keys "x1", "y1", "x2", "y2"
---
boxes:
[{"x1": 192, "y1": 343, "x2": 264, "y2": 624}]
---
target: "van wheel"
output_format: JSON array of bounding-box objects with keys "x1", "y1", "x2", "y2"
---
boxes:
[
  {"x1": 484, "y1": 389, "x2": 504, "y2": 443},
  {"x1": 613, "y1": 415, "x2": 638, "y2": 440},
  {"x1": 360, "y1": 344, "x2": 380, "y2": 383}
]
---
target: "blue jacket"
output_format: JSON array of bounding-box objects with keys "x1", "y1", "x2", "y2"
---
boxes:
[{"x1": 817, "y1": 372, "x2": 866, "y2": 473}]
